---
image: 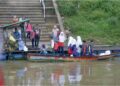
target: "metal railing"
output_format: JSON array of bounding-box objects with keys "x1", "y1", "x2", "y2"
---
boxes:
[
  {"x1": 40, "y1": 0, "x2": 45, "y2": 18},
  {"x1": 52, "y1": 0, "x2": 64, "y2": 31}
]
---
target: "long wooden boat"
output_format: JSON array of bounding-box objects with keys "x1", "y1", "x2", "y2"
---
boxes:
[{"x1": 27, "y1": 53, "x2": 115, "y2": 62}]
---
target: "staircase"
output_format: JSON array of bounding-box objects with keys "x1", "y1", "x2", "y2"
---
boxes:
[{"x1": 0, "y1": 0, "x2": 60, "y2": 47}]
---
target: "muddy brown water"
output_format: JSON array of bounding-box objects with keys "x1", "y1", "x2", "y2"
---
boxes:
[{"x1": 0, "y1": 60, "x2": 120, "y2": 86}]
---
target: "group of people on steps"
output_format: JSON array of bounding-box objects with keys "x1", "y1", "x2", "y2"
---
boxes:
[{"x1": 8, "y1": 15, "x2": 40, "y2": 51}]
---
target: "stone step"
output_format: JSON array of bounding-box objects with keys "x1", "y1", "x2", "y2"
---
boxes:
[
  {"x1": 0, "y1": 3, "x2": 41, "y2": 7},
  {"x1": 0, "y1": 3, "x2": 40, "y2": 6},
  {"x1": 0, "y1": 11, "x2": 42, "y2": 15},
  {"x1": 0, "y1": 2, "x2": 40, "y2": 4},
  {"x1": 0, "y1": 7, "x2": 42, "y2": 9},
  {"x1": 0, "y1": 19, "x2": 45, "y2": 23},
  {"x1": 0, "y1": 21, "x2": 45, "y2": 24},
  {"x1": 0, "y1": 9, "x2": 42, "y2": 12},
  {"x1": 0, "y1": 17, "x2": 44, "y2": 20},
  {"x1": 0, "y1": 0, "x2": 40, "y2": 3},
  {"x1": 25, "y1": 37, "x2": 50, "y2": 43},
  {"x1": 0, "y1": 6, "x2": 41, "y2": 9},
  {"x1": 40, "y1": 33, "x2": 51, "y2": 35},
  {"x1": 0, "y1": 15, "x2": 56, "y2": 18},
  {"x1": 45, "y1": 0, "x2": 53, "y2": 7},
  {"x1": 0, "y1": 14, "x2": 43, "y2": 18}
]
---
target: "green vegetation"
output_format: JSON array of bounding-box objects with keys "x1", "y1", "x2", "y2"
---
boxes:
[{"x1": 58, "y1": 0, "x2": 120, "y2": 45}]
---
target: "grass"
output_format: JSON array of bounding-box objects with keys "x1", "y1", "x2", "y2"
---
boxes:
[{"x1": 58, "y1": 0, "x2": 120, "y2": 45}]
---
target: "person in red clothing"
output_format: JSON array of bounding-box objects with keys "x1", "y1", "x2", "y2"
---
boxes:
[{"x1": 25, "y1": 22, "x2": 33, "y2": 39}]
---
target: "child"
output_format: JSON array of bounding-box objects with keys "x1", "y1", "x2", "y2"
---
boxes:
[{"x1": 40, "y1": 44, "x2": 48, "y2": 55}]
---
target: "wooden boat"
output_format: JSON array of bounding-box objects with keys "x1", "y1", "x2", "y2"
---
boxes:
[{"x1": 27, "y1": 53, "x2": 115, "y2": 62}]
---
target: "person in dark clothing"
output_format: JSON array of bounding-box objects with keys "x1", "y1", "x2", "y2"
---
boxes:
[
  {"x1": 30, "y1": 30, "x2": 35, "y2": 48},
  {"x1": 35, "y1": 29, "x2": 40, "y2": 47},
  {"x1": 13, "y1": 28, "x2": 20, "y2": 41},
  {"x1": 88, "y1": 40, "x2": 94, "y2": 56},
  {"x1": 40, "y1": 44, "x2": 48, "y2": 55},
  {"x1": 81, "y1": 40, "x2": 88, "y2": 56}
]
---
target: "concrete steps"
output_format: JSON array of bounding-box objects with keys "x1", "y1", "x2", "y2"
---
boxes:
[{"x1": 0, "y1": 0, "x2": 60, "y2": 45}]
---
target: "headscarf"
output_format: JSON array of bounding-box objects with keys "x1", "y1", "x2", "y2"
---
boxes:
[
  {"x1": 68, "y1": 36, "x2": 74, "y2": 47},
  {"x1": 59, "y1": 32, "x2": 66, "y2": 42},
  {"x1": 71, "y1": 38, "x2": 77, "y2": 46},
  {"x1": 76, "y1": 36, "x2": 82, "y2": 48}
]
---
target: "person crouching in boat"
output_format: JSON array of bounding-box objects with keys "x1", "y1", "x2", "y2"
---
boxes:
[
  {"x1": 68, "y1": 36, "x2": 74, "y2": 56},
  {"x1": 58, "y1": 32, "x2": 66, "y2": 56},
  {"x1": 76, "y1": 36, "x2": 83, "y2": 57},
  {"x1": 81, "y1": 40, "x2": 88, "y2": 56},
  {"x1": 18, "y1": 38, "x2": 28, "y2": 51},
  {"x1": 40, "y1": 44, "x2": 48, "y2": 55}
]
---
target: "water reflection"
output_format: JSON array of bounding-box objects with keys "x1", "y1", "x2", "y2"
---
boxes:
[
  {"x1": 51, "y1": 65, "x2": 65, "y2": 86},
  {"x1": 68, "y1": 64, "x2": 82, "y2": 84},
  {"x1": 0, "y1": 61, "x2": 120, "y2": 86},
  {"x1": 0, "y1": 66, "x2": 4, "y2": 86}
]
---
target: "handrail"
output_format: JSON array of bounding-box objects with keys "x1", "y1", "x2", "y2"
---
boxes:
[
  {"x1": 52, "y1": 0, "x2": 64, "y2": 31},
  {"x1": 40, "y1": 0, "x2": 45, "y2": 18}
]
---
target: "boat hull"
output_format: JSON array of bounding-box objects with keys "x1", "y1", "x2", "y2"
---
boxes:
[{"x1": 27, "y1": 54, "x2": 97, "y2": 62}]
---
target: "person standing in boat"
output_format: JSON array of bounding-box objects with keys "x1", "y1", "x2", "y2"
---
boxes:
[
  {"x1": 13, "y1": 28, "x2": 21, "y2": 41},
  {"x1": 71, "y1": 38, "x2": 78, "y2": 57},
  {"x1": 30, "y1": 30, "x2": 35, "y2": 48},
  {"x1": 76, "y1": 36, "x2": 83, "y2": 57},
  {"x1": 52, "y1": 25, "x2": 60, "y2": 42},
  {"x1": 25, "y1": 22, "x2": 33, "y2": 39},
  {"x1": 68, "y1": 36, "x2": 74, "y2": 56},
  {"x1": 58, "y1": 32, "x2": 66, "y2": 56},
  {"x1": 35, "y1": 29, "x2": 40, "y2": 48},
  {"x1": 88, "y1": 40, "x2": 94, "y2": 56},
  {"x1": 81, "y1": 40, "x2": 88, "y2": 56}
]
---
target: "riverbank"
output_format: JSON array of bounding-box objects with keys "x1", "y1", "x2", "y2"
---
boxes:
[{"x1": 57, "y1": 0, "x2": 120, "y2": 45}]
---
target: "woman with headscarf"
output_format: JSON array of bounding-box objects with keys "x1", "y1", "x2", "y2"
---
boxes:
[
  {"x1": 71, "y1": 38, "x2": 78, "y2": 57},
  {"x1": 58, "y1": 32, "x2": 66, "y2": 56},
  {"x1": 68, "y1": 36, "x2": 74, "y2": 56},
  {"x1": 76, "y1": 36, "x2": 83, "y2": 57}
]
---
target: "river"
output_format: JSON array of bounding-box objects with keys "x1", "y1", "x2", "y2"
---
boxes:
[{"x1": 0, "y1": 60, "x2": 120, "y2": 86}]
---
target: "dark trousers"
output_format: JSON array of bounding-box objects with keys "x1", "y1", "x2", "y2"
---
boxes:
[
  {"x1": 27, "y1": 31, "x2": 31, "y2": 39},
  {"x1": 59, "y1": 46, "x2": 64, "y2": 56},
  {"x1": 35, "y1": 39, "x2": 39, "y2": 47},
  {"x1": 32, "y1": 38, "x2": 35, "y2": 48}
]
